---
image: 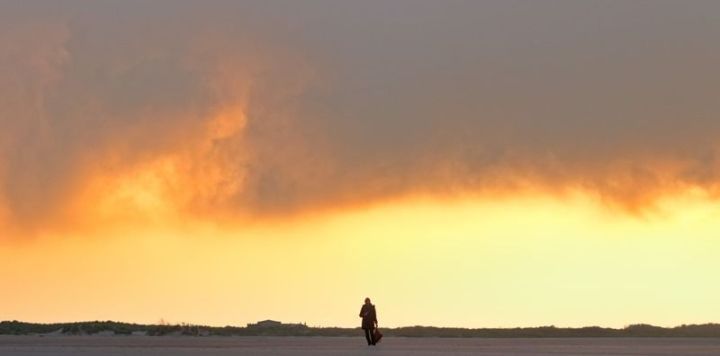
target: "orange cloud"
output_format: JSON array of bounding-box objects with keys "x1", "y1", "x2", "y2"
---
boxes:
[{"x1": 3, "y1": 2, "x2": 720, "y2": 238}]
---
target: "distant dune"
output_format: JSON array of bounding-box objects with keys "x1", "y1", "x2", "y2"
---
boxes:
[{"x1": 4, "y1": 320, "x2": 720, "y2": 338}]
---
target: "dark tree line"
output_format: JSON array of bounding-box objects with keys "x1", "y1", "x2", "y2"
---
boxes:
[{"x1": 3, "y1": 320, "x2": 720, "y2": 338}]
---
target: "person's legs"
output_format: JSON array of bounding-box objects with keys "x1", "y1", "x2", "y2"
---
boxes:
[{"x1": 364, "y1": 328, "x2": 372, "y2": 345}]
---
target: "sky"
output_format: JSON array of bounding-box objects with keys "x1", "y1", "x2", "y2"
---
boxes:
[{"x1": 2, "y1": 0, "x2": 720, "y2": 328}]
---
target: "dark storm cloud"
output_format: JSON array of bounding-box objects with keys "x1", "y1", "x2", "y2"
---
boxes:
[{"x1": 2, "y1": 0, "x2": 720, "y2": 230}]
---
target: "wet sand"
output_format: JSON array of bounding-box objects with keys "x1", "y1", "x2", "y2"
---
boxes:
[{"x1": 2, "y1": 335, "x2": 720, "y2": 355}]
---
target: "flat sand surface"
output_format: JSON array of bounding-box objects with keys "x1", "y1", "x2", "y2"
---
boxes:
[{"x1": 2, "y1": 336, "x2": 720, "y2": 355}]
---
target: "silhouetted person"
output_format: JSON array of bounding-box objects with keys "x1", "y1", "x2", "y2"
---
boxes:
[{"x1": 359, "y1": 297, "x2": 378, "y2": 345}]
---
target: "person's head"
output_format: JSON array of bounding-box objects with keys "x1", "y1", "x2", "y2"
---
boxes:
[{"x1": 364, "y1": 297, "x2": 371, "y2": 305}]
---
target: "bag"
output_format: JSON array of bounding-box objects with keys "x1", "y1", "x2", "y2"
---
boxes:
[{"x1": 373, "y1": 328, "x2": 383, "y2": 344}]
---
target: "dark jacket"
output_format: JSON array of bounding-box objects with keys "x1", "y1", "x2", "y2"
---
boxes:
[{"x1": 359, "y1": 304, "x2": 377, "y2": 329}]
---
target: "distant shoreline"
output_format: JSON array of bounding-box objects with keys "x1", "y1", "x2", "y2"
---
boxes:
[{"x1": 3, "y1": 321, "x2": 720, "y2": 338}]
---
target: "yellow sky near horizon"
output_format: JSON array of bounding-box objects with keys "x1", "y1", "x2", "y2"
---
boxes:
[{"x1": 3, "y1": 189, "x2": 720, "y2": 328}]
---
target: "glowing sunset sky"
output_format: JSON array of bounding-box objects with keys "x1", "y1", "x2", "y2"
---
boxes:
[{"x1": 2, "y1": 0, "x2": 720, "y2": 328}]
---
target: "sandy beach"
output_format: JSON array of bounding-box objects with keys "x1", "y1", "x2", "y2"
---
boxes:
[{"x1": 2, "y1": 336, "x2": 720, "y2": 355}]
